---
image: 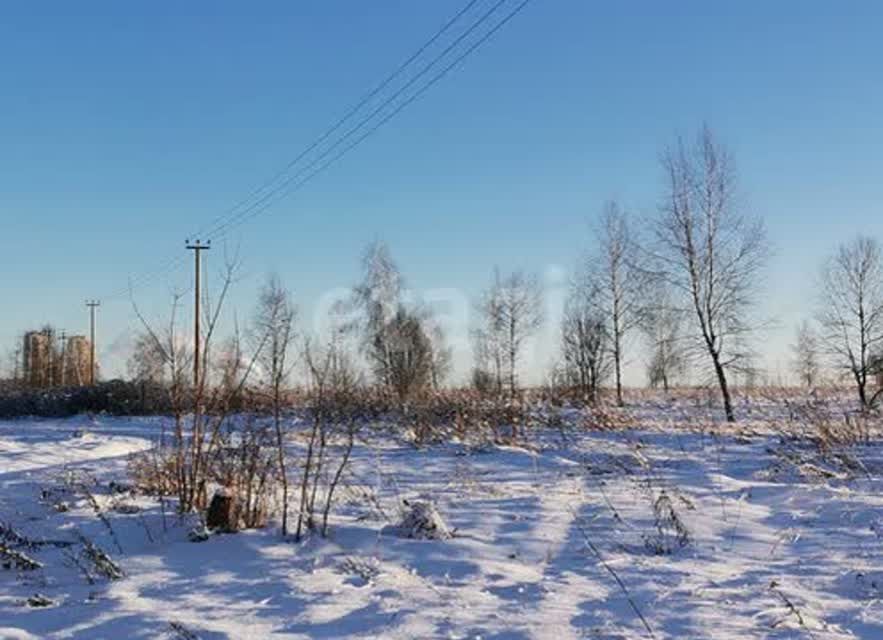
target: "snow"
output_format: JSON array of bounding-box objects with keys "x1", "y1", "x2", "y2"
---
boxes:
[{"x1": 1, "y1": 401, "x2": 882, "y2": 639}]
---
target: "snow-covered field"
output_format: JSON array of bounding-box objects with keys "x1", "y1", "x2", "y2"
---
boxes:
[{"x1": 2, "y1": 406, "x2": 883, "y2": 639}]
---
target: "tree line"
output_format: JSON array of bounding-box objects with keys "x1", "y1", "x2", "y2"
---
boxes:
[
  {"x1": 5, "y1": 125, "x2": 883, "y2": 422},
  {"x1": 477, "y1": 124, "x2": 883, "y2": 420}
]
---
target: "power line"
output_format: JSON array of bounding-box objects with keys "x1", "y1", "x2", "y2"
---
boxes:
[
  {"x1": 103, "y1": 0, "x2": 531, "y2": 301},
  {"x1": 205, "y1": 0, "x2": 532, "y2": 243},
  {"x1": 102, "y1": 0, "x2": 486, "y2": 302},
  {"x1": 104, "y1": 255, "x2": 189, "y2": 302},
  {"x1": 199, "y1": 0, "x2": 516, "y2": 243},
  {"x1": 187, "y1": 0, "x2": 484, "y2": 243}
]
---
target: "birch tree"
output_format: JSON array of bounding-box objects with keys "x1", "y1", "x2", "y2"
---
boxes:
[
  {"x1": 791, "y1": 320, "x2": 820, "y2": 389},
  {"x1": 128, "y1": 332, "x2": 169, "y2": 385},
  {"x1": 594, "y1": 201, "x2": 647, "y2": 405},
  {"x1": 349, "y1": 241, "x2": 448, "y2": 394},
  {"x1": 371, "y1": 306, "x2": 434, "y2": 402},
  {"x1": 817, "y1": 236, "x2": 883, "y2": 408},
  {"x1": 561, "y1": 274, "x2": 611, "y2": 403},
  {"x1": 252, "y1": 275, "x2": 297, "y2": 536},
  {"x1": 475, "y1": 269, "x2": 542, "y2": 395},
  {"x1": 473, "y1": 270, "x2": 506, "y2": 394},
  {"x1": 641, "y1": 281, "x2": 686, "y2": 391},
  {"x1": 350, "y1": 241, "x2": 403, "y2": 387},
  {"x1": 653, "y1": 126, "x2": 768, "y2": 422}
]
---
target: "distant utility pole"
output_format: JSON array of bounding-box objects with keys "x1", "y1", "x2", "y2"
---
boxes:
[
  {"x1": 13, "y1": 336, "x2": 21, "y2": 383},
  {"x1": 86, "y1": 300, "x2": 100, "y2": 385},
  {"x1": 59, "y1": 331, "x2": 68, "y2": 387},
  {"x1": 185, "y1": 239, "x2": 210, "y2": 388},
  {"x1": 42, "y1": 327, "x2": 53, "y2": 387}
]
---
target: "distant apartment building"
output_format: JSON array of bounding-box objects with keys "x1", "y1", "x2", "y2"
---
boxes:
[
  {"x1": 21, "y1": 331, "x2": 93, "y2": 388},
  {"x1": 62, "y1": 335, "x2": 92, "y2": 386},
  {"x1": 22, "y1": 331, "x2": 51, "y2": 388}
]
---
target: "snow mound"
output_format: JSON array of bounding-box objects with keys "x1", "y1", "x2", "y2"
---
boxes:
[{"x1": 395, "y1": 500, "x2": 452, "y2": 540}]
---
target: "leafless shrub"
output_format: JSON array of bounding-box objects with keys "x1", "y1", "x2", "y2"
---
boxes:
[
  {"x1": 532, "y1": 383, "x2": 568, "y2": 433},
  {"x1": 402, "y1": 390, "x2": 474, "y2": 446},
  {"x1": 76, "y1": 533, "x2": 124, "y2": 581},
  {"x1": 787, "y1": 400, "x2": 871, "y2": 449},
  {"x1": 339, "y1": 556, "x2": 381, "y2": 584},
  {"x1": 762, "y1": 444, "x2": 852, "y2": 484},
  {"x1": 381, "y1": 387, "x2": 549, "y2": 446},
  {"x1": 817, "y1": 412, "x2": 871, "y2": 450},
  {"x1": 1, "y1": 522, "x2": 73, "y2": 551},
  {"x1": 479, "y1": 392, "x2": 532, "y2": 444},
  {"x1": 339, "y1": 482, "x2": 392, "y2": 523},
  {"x1": 581, "y1": 405, "x2": 634, "y2": 431},
  {"x1": 168, "y1": 621, "x2": 200, "y2": 640},
  {"x1": 644, "y1": 490, "x2": 691, "y2": 554},
  {"x1": 768, "y1": 582, "x2": 816, "y2": 634},
  {"x1": 295, "y1": 339, "x2": 365, "y2": 540},
  {"x1": 128, "y1": 446, "x2": 178, "y2": 496},
  {"x1": 211, "y1": 417, "x2": 279, "y2": 530},
  {"x1": 78, "y1": 479, "x2": 124, "y2": 555},
  {"x1": 571, "y1": 507, "x2": 657, "y2": 639},
  {"x1": 0, "y1": 544, "x2": 43, "y2": 571},
  {"x1": 129, "y1": 254, "x2": 271, "y2": 518}
]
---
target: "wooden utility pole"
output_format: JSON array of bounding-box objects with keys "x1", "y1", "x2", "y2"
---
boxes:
[
  {"x1": 59, "y1": 331, "x2": 68, "y2": 387},
  {"x1": 186, "y1": 239, "x2": 210, "y2": 388},
  {"x1": 86, "y1": 300, "x2": 100, "y2": 385}
]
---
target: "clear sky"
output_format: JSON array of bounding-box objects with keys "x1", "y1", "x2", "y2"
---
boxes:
[{"x1": 2, "y1": 1, "x2": 882, "y2": 384}]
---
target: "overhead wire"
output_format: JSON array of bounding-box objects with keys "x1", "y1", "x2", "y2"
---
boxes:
[{"x1": 100, "y1": 0, "x2": 531, "y2": 302}]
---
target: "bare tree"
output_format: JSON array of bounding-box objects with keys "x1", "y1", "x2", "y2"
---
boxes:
[
  {"x1": 653, "y1": 126, "x2": 768, "y2": 422},
  {"x1": 131, "y1": 291, "x2": 192, "y2": 413},
  {"x1": 297, "y1": 336, "x2": 362, "y2": 540},
  {"x1": 347, "y1": 241, "x2": 448, "y2": 395},
  {"x1": 128, "y1": 332, "x2": 168, "y2": 385},
  {"x1": 791, "y1": 320, "x2": 820, "y2": 389},
  {"x1": 641, "y1": 281, "x2": 687, "y2": 391},
  {"x1": 426, "y1": 322, "x2": 452, "y2": 390},
  {"x1": 214, "y1": 320, "x2": 245, "y2": 410},
  {"x1": 561, "y1": 275, "x2": 611, "y2": 403},
  {"x1": 3, "y1": 343, "x2": 23, "y2": 387},
  {"x1": 473, "y1": 273, "x2": 506, "y2": 394},
  {"x1": 369, "y1": 306, "x2": 433, "y2": 403},
  {"x1": 252, "y1": 275, "x2": 298, "y2": 536},
  {"x1": 475, "y1": 268, "x2": 542, "y2": 395},
  {"x1": 130, "y1": 257, "x2": 267, "y2": 514},
  {"x1": 817, "y1": 236, "x2": 883, "y2": 408},
  {"x1": 128, "y1": 328, "x2": 177, "y2": 413},
  {"x1": 349, "y1": 241, "x2": 403, "y2": 386},
  {"x1": 593, "y1": 201, "x2": 647, "y2": 405}
]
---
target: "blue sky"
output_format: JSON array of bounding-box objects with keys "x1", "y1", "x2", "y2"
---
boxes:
[{"x1": 2, "y1": 1, "x2": 882, "y2": 383}]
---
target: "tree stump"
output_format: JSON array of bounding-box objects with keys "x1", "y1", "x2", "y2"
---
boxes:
[{"x1": 206, "y1": 488, "x2": 238, "y2": 532}]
